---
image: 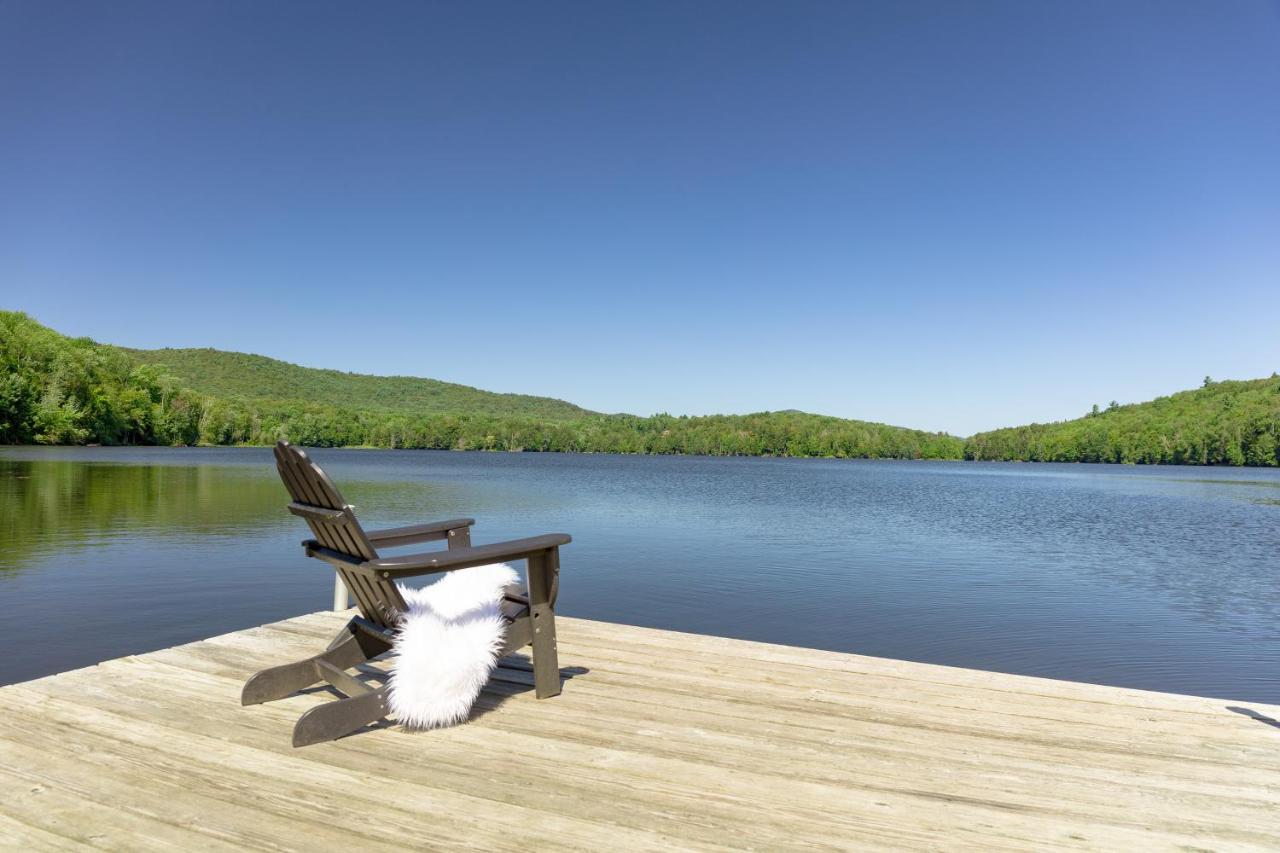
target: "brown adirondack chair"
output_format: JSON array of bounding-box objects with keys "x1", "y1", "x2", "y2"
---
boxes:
[{"x1": 242, "y1": 441, "x2": 569, "y2": 746}]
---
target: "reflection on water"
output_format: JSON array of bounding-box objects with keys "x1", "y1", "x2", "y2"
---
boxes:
[
  {"x1": 1, "y1": 446, "x2": 1277, "y2": 703},
  {"x1": 0, "y1": 460, "x2": 282, "y2": 573}
]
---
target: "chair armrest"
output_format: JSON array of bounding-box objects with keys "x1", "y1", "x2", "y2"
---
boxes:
[
  {"x1": 364, "y1": 533, "x2": 571, "y2": 579},
  {"x1": 364, "y1": 518, "x2": 475, "y2": 549}
]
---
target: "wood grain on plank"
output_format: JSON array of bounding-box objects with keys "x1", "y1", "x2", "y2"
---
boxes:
[{"x1": 1, "y1": 610, "x2": 1277, "y2": 852}]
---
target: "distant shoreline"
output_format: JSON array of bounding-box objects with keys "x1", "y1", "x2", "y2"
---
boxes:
[
  {"x1": 3, "y1": 442, "x2": 1279, "y2": 468},
  {"x1": 4, "y1": 310, "x2": 1278, "y2": 467}
]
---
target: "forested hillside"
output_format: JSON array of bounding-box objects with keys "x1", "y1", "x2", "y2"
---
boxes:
[
  {"x1": 0, "y1": 311, "x2": 961, "y2": 458},
  {"x1": 5, "y1": 310, "x2": 1275, "y2": 464},
  {"x1": 964, "y1": 377, "x2": 1280, "y2": 466},
  {"x1": 1, "y1": 311, "x2": 205, "y2": 446},
  {"x1": 124, "y1": 347, "x2": 594, "y2": 421}
]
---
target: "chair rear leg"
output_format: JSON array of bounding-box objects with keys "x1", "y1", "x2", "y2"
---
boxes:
[
  {"x1": 293, "y1": 686, "x2": 390, "y2": 747},
  {"x1": 241, "y1": 623, "x2": 389, "y2": 706}
]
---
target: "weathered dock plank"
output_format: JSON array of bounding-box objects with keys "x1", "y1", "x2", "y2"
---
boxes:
[{"x1": 0, "y1": 612, "x2": 1276, "y2": 851}]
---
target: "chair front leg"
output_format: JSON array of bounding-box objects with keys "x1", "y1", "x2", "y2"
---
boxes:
[
  {"x1": 526, "y1": 548, "x2": 562, "y2": 699},
  {"x1": 447, "y1": 525, "x2": 471, "y2": 549}
]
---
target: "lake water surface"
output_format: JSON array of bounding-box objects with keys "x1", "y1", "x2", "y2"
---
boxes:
[{"x1": 2, "y1": 446, "x2": 1277, "y2": 702}]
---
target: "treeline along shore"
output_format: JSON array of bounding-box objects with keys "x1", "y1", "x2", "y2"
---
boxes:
[{"x1": 2, "y1": 311, "x2": 1278, "y2": 465}]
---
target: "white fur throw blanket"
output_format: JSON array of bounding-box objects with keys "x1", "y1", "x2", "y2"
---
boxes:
[{"x1": 387, "y1": 562, "x2": 519, "y2": 729}]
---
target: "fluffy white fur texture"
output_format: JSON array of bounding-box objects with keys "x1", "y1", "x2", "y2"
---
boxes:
[{"x1": 387, "y1": 562, "x2": 519, "y2": 730}]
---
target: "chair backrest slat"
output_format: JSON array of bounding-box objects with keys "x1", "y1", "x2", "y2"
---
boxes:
[
  {"x1": 274, "y1": 441, "x2": 408, "y2": 628},
  {"x1": 278, "y1": 447, "x2": 327, "y2": 508},
  {"x1": 340, "y1": 565, "x2": 377, "y2": 619},
  {"x1": 322, "y1": 515, "x2": 358, "y2": 558},
  {"x1": 273, "y1": 442, "x2": 377, "y2": 561}
]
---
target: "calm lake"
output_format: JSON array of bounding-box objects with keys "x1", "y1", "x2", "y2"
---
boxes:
[{"x1": 2, "y1": 446, "x2": 1278, "y2": 702}]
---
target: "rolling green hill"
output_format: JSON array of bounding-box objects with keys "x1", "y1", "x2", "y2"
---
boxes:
[
  {"x1": 964, "y1": 376, "x2": 1280, "y2": 466},
  {"x1": 3, "y1": 310, "x2": 1276, "y2": 464},
  {"x1": 124, "y1": 347, "x2": 596, "y2": 421},
  {"x1": 0, "y1": 311, "x2": 962, "y2": 458}
]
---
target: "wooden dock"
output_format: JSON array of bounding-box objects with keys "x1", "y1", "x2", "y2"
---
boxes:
[{"x1": 0, "y1": 611, "x2": 1277, "y2": 851}]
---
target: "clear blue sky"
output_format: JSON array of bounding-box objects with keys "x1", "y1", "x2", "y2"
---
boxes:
[{"x1": 2, "y1": 1, "x2": 1278, "y2": 435}]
